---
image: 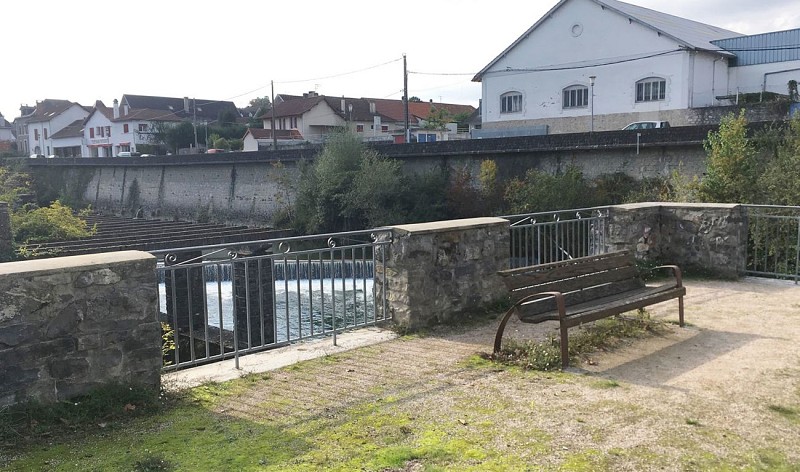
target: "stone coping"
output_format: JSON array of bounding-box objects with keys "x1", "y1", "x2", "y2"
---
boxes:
[
  {"x1": 390, "y1": 217, "x2": 509, "y2": 235},
  {"x1": 0, "y1": 250, "x2": 154, "y2": 277}
]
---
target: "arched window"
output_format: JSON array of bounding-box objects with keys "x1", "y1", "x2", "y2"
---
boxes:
[
  {"x1": 562, "y1": 85, "x2": 589, "y2": 109},
  {"x1": 501, "y1": 92, "x2": 523, "y2": 113},
  {"x1": 636, "y1": 77, "x2": 666, "y2": 102}
]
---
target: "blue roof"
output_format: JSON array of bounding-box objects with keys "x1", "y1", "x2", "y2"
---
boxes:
[{"x1": 713, "y1": 28, "x2": 800, "y2": 66}]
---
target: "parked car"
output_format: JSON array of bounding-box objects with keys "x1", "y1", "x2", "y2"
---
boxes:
[
  {"x1": 117, "y1": 151, "x2": 141, "y2": 157},
  {"x1": 29, "y1": 153, "x2": 45, "y2": 158},
  {"x1": 206, "y1": 148, "x2": 226, "y2": 154},
  {"x1": 622, "y1": 121, "x2": 670, "y2": 130}
]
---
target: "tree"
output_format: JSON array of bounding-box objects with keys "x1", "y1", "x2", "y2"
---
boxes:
[
  {"x1": 698, "y1": 110, "x2": 761, "y2": 203},
  {"x1": 294, "y1": 131, "x2": 403, "y2": 233},
  {"x1": 249, "y1": 96, "x2": 271, "y2": 114},
  {"x1": 423, "y1": 106, "x2": 452, "y2": 130},
  {"x1": 248, "y1": 96, "x2": 272, "y2": 127},
  {"x1": 408, "y1": 96, "x2": 422, "y2": 102},
  {"x1": 759, "y1": 115, "x2": 800, "y2": 204},
  {"x1": 504, "y1": 166, "x2": 594, "y2": 214}
]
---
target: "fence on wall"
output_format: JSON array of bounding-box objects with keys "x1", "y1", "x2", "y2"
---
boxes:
[
  {"x1": 152, "y1": 229, "x2": 393, "y2": 371},
  {"x1": 743, "y1": 205, "x2": 800, "y2": 282},
  {"x1": 502, "y1": 207, "x2": 610, "y2": 268}
]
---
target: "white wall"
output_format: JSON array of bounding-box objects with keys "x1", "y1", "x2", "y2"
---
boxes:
[
  {"x1": 83, "y1": 112, "x2": 113, "y2": 157},
  {"x1": 728, "y1": 60, "x2": 800, "y2": 96},
  {"x1": 478, "y1": 0, "x2": 750, "y2": 129}
]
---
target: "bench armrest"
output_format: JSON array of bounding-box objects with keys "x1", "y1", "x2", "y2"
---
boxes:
[
  {"x1": 645, "y1": 264, "x2": 683, "y2": 287},
  {"x1": 494, "y1": 291, "x2": 566, "y2": 353}
]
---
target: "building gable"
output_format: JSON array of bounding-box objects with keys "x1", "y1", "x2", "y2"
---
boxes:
[{"x1": 474, "y1": 0, "x2": 739, "y2": 82}]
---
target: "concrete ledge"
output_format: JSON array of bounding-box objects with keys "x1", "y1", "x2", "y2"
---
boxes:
[
  {"x1": 391, "y1": 217, "x2": 509, "y2": 235},
  {"x1": 0, "y1": 250, "x2": 155, "y2": 277}
]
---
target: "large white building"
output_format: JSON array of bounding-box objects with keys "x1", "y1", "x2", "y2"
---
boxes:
[{"x1": 473, "y1": 0, "x2": 800, "y2": 134}]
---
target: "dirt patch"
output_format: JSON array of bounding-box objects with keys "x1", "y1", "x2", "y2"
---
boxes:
[{"x1": 218, "y1": 278, "x2": 800, "y2": 470}]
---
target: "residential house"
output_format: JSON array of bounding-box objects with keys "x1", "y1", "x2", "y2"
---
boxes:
[
  {"x1": 473, "y1": 0, "x2": 800, "y2": 134},
  {"x1": 16, "y1": 100, "x2": 89, "y2": 156},
  {"x1": 260, "y1": 92, "x2": 475, "y2": 143},
  {"x1": 0, "y1": 113, "x2": 14, "y2": 153},
  {"x1": 82, "y1": 94, "x2": 240, "y2": 156},
  {"x1": 242, "y1": 128, "x2": 303, "y2": 151},
  {"x1": 49, "y1": 120, "x2": 84, "y2": 157},
  {"x1": 13, "y1": 105, "x2": 35, "y2": 155}
]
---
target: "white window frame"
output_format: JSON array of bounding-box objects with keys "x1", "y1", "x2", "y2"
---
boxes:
[
  {"x1": 636, "y1": 77, "x2": 666, "y2": 102},
  {"x1": 562, "y1": 85, "x2": 589, "y2": 109},
  {"x1": 500, "y1": 92, "x2": 523, "y2": 114}
]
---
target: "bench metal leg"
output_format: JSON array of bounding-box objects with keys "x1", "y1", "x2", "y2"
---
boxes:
[
  {"x1": 493, "y1": 307, "x2": 517, "y2": 353},
  {"x1": 678, "y1": 295, "x2": 685, "y2": 327},
  {"x1": 560, "y1": 322, "x2": 570, "y2": 369}
]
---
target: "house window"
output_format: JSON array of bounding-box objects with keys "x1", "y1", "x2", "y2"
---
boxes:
[
  {"x1": 90, "y1": 128, "x2": 94, "y2": 138},
  {"x1": 44, "y1": 128, "x2": 48, "y2": 139},
  {"x1": 356, "y1": 124, "x2": 364, "y2": 132},
  {"x1": 381, "y1": 125, "x2": 388, "y2": 132},
  {"x1": 124, "y1": 124, "x2": 129, "y2": 133},
  {"x1": 139, "y1": 124, "x2": 148, "y2": 132},
  {"x1": 562, "y1": 85, "x2": 589, "y2": 109},
  {"x1": 97, "y1": 126, "x2": 103, "y2": 137},
  {"x1": 105, "y1": 126, "x2": 111, "y2": 137},
  {"x1": 501, "y1": 92, "x2": 522, "y2": 113},
  {"x1": 636, "y1": 77, "x2": 666, "y2": 102},
  {"x1": 34, "y1": 129, "x2": 39, "y2": 140}
]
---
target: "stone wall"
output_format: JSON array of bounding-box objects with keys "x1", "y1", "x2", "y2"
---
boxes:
[
  {"x1": 377, "y1": 218, "x2": 510, "y2": 330},
  {"x1": 607, "y1": 203, "x2": 746, "y2": 278},
  {"x1": 483, "y1": 102, "x2": 788, "y2": 134},
  {"x1": 0, "y1": 202, "x2": 12, "y2": 262},
  {"x1": 0, "y1": 251, "x2": 161, "y2": 406},
  {"x1": 27, "y1": 135, "x2": 710, "y2": 226}
]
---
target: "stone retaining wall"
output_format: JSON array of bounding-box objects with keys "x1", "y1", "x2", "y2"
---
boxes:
[{"x1": 0, "y1": 251, "x2": 160, "y2": 406}]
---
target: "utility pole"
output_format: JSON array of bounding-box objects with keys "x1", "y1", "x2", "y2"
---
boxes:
[
  {"x1": 271, "y1": 80, "x2": 278, "y2": 150},
  {"x1": 193, "y1": 98, "x2": 198, "y2": 151},
  {"x1": 403, "y1": 54, "x2": 409, "y2": 143}
]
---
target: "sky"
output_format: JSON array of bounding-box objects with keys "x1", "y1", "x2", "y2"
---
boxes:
[{"x1": 2, "y1": 0, "x2": 799, "y2": 120}]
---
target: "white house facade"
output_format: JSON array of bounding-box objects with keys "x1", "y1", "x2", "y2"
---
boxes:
[
  {"x1": 24, "y1": 100, "x2": 89, "y2": 156},
  {"x1": 474, "y1": 0, "x2": 799, "y2": 134}
]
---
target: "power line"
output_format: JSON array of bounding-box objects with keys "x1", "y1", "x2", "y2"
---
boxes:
[{"x1": 275, "y1": 57, "x2": 403, "y2": 84}]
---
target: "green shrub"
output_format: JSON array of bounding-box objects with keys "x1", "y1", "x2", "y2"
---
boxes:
[{"x1": 12, "y1": 200, "x2": 94, "y2": 245}]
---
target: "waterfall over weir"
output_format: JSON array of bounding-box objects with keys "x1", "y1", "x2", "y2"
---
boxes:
[{"x1": 162, "y1": 259, "x2": 375, "y2": 284}]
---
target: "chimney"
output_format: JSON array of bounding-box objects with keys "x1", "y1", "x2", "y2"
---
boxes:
[
  {"x1": 184, "y1": 97, "x2": 190, "y2": 113},
  {"x1": 341, "y1": 97, "x2": 346, "y2": 113},
  {"x1": 369, "y1": 102, "x2": 376, "y2": 114},
  {"x1": 113, "y1": 99, "x2": 119, "y2": 119}
]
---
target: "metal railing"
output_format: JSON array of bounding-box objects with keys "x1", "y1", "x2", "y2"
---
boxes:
[
  {"x1": 744, "y1": 205, "x2": 800, "y2": 281},
  {"x1": 152, "y1": 229, "x2": 392, "y2": 371},
  {"x1": 502, "y1": 207, "x2": 610, "y2": 268}
]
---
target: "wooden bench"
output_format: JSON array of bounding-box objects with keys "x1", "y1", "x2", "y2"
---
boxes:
[{"x1": 494, "y1": 250, "x2": 685, "y2": 368}]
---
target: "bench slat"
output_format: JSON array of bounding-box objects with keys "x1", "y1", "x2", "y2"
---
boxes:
[
  {"x1": 507, "y1": 265, "x2": 642, "y2": 302},
  {"x1": 499, "y1": 251, "x2": 634, "y2": 285},
  {"x1": 516, "y1": 278, "x2": 644, "y2": 319}
]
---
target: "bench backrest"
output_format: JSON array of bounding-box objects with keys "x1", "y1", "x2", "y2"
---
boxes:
[{"x1": 498, "y1": 251, "x2": 644, "y2": 319}]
